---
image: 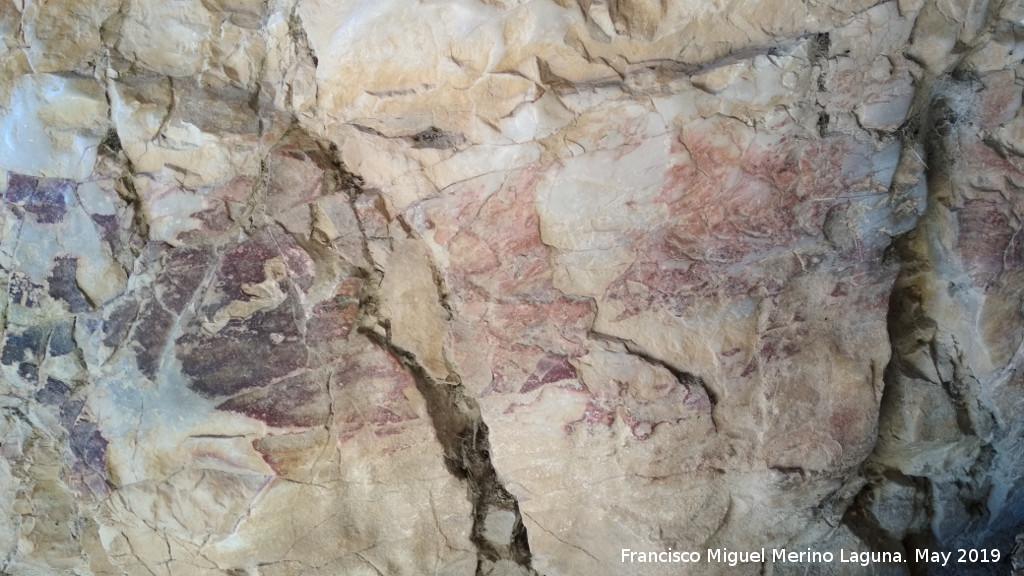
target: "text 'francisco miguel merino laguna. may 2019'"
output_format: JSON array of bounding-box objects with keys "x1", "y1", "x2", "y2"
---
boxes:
[{"x1": 620, "y1": 547, "x2": 1004, "y2": 568}]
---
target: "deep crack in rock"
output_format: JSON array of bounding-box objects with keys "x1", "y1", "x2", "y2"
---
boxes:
[
  {"x1": 841, "y1": 14, "x2": 1024, "y2": 572},
  {"x1": 331, "y1": 150, "x2": 536, "y2": 575}
]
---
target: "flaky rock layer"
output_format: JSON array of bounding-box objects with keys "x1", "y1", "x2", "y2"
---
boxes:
[{"x1": 0, "y1": 0, "x2": 1022, "y2": 575}]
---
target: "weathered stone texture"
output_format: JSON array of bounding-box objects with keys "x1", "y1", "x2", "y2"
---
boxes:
[{"x1": 0, "y1": 0, "x2": 1022, "y2": 574}]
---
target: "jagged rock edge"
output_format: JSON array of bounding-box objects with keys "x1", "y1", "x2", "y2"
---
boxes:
[
  {"x1": 325, "y1": 149, "x2": 536, "y2": 574},
  {"x1": 839, "y1": 5, "x2": 1023, "y2": 569}
]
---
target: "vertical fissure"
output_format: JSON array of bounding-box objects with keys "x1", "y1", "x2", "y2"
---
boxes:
[
  {"x1": 357, "y1": 327, "x2": 534, "y2": 573},
  {"x1": 327, "y1": 149, "x2": 535, "y2": 574},
  {"x1": 840, "y1": 10, "x2": 1024, "y2": 566}
]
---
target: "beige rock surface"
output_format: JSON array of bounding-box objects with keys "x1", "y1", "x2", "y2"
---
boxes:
[{"x1": 0, "y1": 0, "x2": 1022, "y2": 575}]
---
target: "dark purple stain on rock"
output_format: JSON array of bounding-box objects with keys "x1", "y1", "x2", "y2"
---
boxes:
[
  {"x1": 740, "y1": 360, "x2": 756, "y2": 377},
  {"x1": 5, "y1": 173, "x2": 37, "y2": 203},
  {"x1": 306, "y1": 298, "x2": 359, "y2": 344},
  {"x1": 18, "y1": 362, "x2": 38, "y2": 381},
  {"x1": 216, "y1": 371, "x2": 329, "y2": 427},
  {"x1": 18, "y1": 359, "x2": 40, "y2": 378},
  {"x1": 177, "y1": 301, "x2": 308, "y2": 398},
  {"x1": 2, "y1": 326, "x2": 48, "y2": 366},
  {"x1": 216, "y1": 229, "x2": 314, "y2": 293},
  {"x1": 90, "y1": 213, "x2": 119, "y2": 242},
  {"x1": 133, "y1": 303, "x2": 175, "y2": 379},
  {"x1": 69, "y1": 422, "x2": 107, "y2": 471},
  {"x1": 370, "y1": 408, "x2": 406, "y2": 426},
  {"x1": 521, "y1": 354, "x2": 577, "y2": 394},
  {"x1": 35, "y1": 377, "x2": 72, "y2": 405},
  {"x1": 8, "y1": 273, "x2": 44, "y2": 308},
  {"x1": 102, "y1": 299, "x2": 139, "y2": 349},
  {"x1": 48, "y1": 320, "x2": 75, "y2": 356},
  {"x1": 157, "y1": 245, "x2": 216, "y2": 313},
  {"x1": 26, "y1": 178, "x2": 71, "y2": 224},
  {"x1": 265, "y1": 145, "x2": 326, "y2": 215},
  {"x1": 180, "y1": 201, "x2": 234, "y2": 242},
  {"x1": 60, "y1": 399, "x2": 84, "y2": 432},
  {"x1": 124, "y1": 245, "x2": 216, "y2": 379},
  {"x1": 173, "y1": 230, "x2": 319, "y2": 397},
  {"x1": 47, "y1": 257, "x2": 92, "y2": 313},
  {"x1": 280, "y1": 242, "x2": 315, "y2": 293},
  {"x1": 220, "y1": 236, "x2": 280, "y2": 288},
  {"x1": 4, "y1": 174, "x2": 72, "y2": 223}
]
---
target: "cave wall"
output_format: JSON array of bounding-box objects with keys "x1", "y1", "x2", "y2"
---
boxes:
[{"x1": 0, "y1": 0, "x2": 1022, "y2": 574}]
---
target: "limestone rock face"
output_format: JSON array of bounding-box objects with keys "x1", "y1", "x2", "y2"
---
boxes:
[{"x1": 0, "y1": 0, "x2": 1021, "y2": 575}]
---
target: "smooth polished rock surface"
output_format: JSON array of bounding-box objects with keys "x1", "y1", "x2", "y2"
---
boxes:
[{"x1": 0, "y1": 0, "x2": 1022, "y2": 575}]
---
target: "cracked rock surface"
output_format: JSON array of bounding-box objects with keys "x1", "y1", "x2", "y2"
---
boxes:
[{"x1": 0, "y1": 0, "x2": 1022, "y2": 574}]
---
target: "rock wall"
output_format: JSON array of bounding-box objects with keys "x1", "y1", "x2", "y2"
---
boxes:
[{"x1": 0, "y1": 0, "x2": 1021, "y2": 575}]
